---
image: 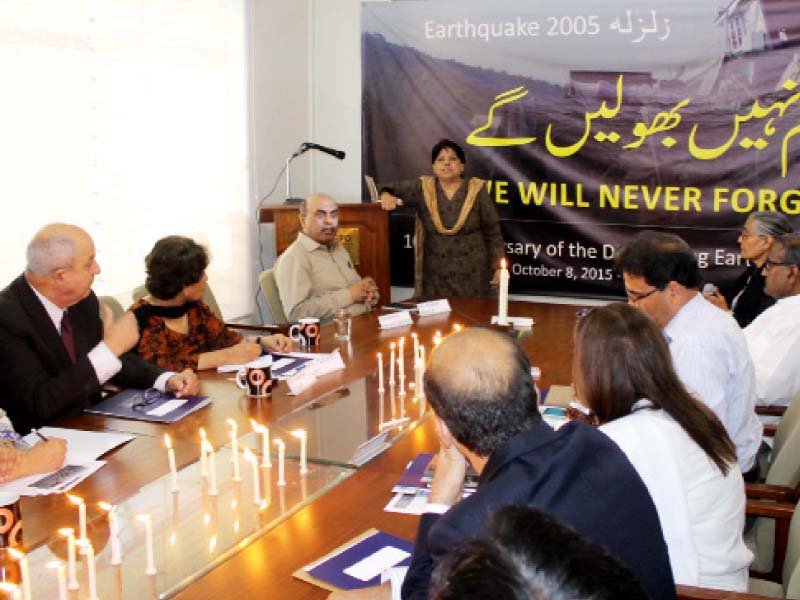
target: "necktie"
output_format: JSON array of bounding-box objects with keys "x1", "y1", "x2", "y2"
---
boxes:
[{"x1": 61, "y1": 311, "x2": 77, "y2": 363}]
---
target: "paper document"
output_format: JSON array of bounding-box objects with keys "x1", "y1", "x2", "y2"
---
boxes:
[{"x1": 23, "y1": 427, "x2": 134, "y2": 462}]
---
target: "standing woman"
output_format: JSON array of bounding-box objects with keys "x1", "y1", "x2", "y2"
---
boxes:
[
  {"x1": 705, "y1": 211, "x2": 792, "y2": 327},
  {"x1": 573, "y1": 303, "x2": 752, "y2": 591},
  {"x1": 379, "y1": 139, "x2": 505, "y2": 298}
]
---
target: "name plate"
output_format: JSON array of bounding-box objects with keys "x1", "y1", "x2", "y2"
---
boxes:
[
  {"x1": 308, "y1": 349, "x2": 346, "y2": 378},
  {"x1": 378, "y1": 311, "x2": 413, "y2": 329},
  {"x1": 491, "y1": 315, "x2": 535, "y2": 328},
  {"x1": 416, "y1": 299, "x2": 451, "y2": 316},
  {"x1": 286, "y1": 368, "x2": 316, "y2": 396}
]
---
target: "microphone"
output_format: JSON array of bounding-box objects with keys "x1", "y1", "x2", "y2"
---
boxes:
[{"x1": 292, "y1": 142, "x2": 346, "y2": 160}]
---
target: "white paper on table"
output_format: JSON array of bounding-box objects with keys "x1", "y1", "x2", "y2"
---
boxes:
[
  {"x1": 146, "y1": 399, "x2": 188, "y2": 417},
  {"x1": 217, "y1": 354, "x2": 273, "y2": 373},
  {"x1": 378, "y1": 311, "x2": 413, "y2": 330},
  {"x1": 0, "y1": 460, "x2": 106, "y2": 496},
  {"x1": 343, "y1": 546, "x2": 411, "y2": 582},
  {"x1": 23, "y1": 428, "x2": 134, "y2": 462},
  {"x1": 384, "y1": 489, "x2": 431, "y2": 515}
]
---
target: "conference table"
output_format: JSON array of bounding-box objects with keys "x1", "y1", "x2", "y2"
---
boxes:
[{"x1": 20, "y1": 297, "x2": 586, "y2": 599}]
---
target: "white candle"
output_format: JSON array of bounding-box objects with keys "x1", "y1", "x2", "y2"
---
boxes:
[
  {"x1": 204, "y1": 440, "x2": 218, "y2": 495},
  {"x1": 498, "y1": 258, "x2": 509, "y2": 325},
  {"x1": 98, "y1": 501, "x2": 121, "y2": 565},
  {"x1": 8, "y1": 549, "x2": 30, "y2": 600},
  {"x1": 250, "y1": 419, "x2": 272, "y2": 468},
  {"x1": 137, "y1": 514, "x2": 157, "y2": 575},
  {"x1": 227, "y1": 419, "x2": 241, "y2": 482},
  {"x1": 412, "y1": 333, "x2": 419, "y2": 364},
  {"x1": 377, "y1": 352, "x2": 384, "y2": 391},
  {"x1": 164, "y1": 433, "x2": 179, "y2": 492},
  {"x1": 378, "y1": 389, "x2": 385, "y2": 425},
  {"x1": 398, "y1": 337, "x2": 405, "y2": 379},
  {"x1": 199, "y1": 427, "x2": 208, "y2": 478},
  {"x1": 291, "y1": 429, "x2": 308, "y2": 474},
  {"x1": 76, "y1": 541, "x2": 98, "y2": 600},
  {"x1": 243, "y1": 449, "x2": 261, "y2": 505},
  {"x1": 66, "y1": 494, "x2": 87, "y2": 550},
  {"x1": 389, "y1": 342, "x2": 396, "y2": 386},
  {"x1": 398, "y1": 354, "x2": 406, "y2": 397},
  {"x1": 57, "y1": 528, "x2": 79, "y2": 591},
  {"x1": 47, "y1": 561, "x2": 67, "y2": 600},
  {"x1": 275, "y1": 439, "x2": 286, "y2": 486}
]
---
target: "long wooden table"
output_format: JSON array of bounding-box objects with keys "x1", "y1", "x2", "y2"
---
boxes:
[{"x1": 23, "y1": 298, "x2": 585, "y2": 598}]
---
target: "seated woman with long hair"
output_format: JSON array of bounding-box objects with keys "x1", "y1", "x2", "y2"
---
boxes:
[
  {"x1": 131, "y1": 236, "x2": 291, "y2": 371},
  {"x1": 573, "y1": 303, "x2": 751, "y2": 590}
]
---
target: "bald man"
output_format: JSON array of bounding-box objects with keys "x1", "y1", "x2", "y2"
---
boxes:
[
  {"x1": 0, "y1": 224, "x2": 199, "y2": 433},
  {"x1": 275, "y1": 194, "x2": 378, "y2": 323},
  {"x1": 330, "y1": 327, "x2": 674, "y2": 600}
]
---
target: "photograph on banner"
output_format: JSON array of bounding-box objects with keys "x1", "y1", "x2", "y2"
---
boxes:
[{"x1": 362, "y1": 0, "x2": 800, "y2": 298}]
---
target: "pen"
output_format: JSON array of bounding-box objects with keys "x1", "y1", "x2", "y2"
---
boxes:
[{"x1": 31, "y1": 428, "x2": 49, "y2": 442}]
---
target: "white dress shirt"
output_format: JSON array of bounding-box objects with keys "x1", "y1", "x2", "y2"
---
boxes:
[
  {"x1": 30, "y1": 284, "x2": 171, "y2": 390},
  {"x1": 664, "y1": 293, "x2": 762, "y2": 472},
  {"x1": 601, "y1": 403, "x2": 752, "y2": 590},
  {"x1": 744, "y1": 294, "x2": 800, "y2": 407}
]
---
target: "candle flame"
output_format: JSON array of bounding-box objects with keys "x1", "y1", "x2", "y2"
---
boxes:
[
  {"x1": 243, "y1": 448, "x2": 255, "y2": 462},
  {"x1": 163, "y1": 433, "x2": 172, "y2": 449},
  {"x1": 290, "y1": 429, "x2": 306, "y2": 439},
  {"x1": 411, "y1": 332, "x2": 417, "y2": 339},
  {"x1": 233, "y1": 520, "x2": 240, "y2": 533},
  {"x1": 453, "y1": 324, "x2": 462, "y2": 332},
  {"x1": 249, "y1": 418, "x2": 263, "y2": 433},
  {"x1": 390, "y1": 342, "x2": 395, "y2": 349},
  {"x1": 170, "y1": 532, "x2": 176, "y2": 547},
  {"x1": 274, "y1": 438, "x2": 285, "y2": 448},
  {"x1": 57, "y1": 527, "x2": 74, "y2": 537},
  {"x1": 98, "y1": 501, "x2": 113, "y2": 512},
  {"x1": 66, "y1": 493, "x2": 83, "y2": 506},
  {"x1": 7, "y1": 548, "x2": 22, "y2": 560},
  {"x1": 208, "y1": 534, "x2": 217, "y2": 553},
  {"x1": 203, "y1": 440, "x2": 213, "y2": 453},
  {"x1": 199, "y1": 427, "x2": 207, "y2": 440},
  {"x1": 259, "y1": 499, "x2": 268, "y2": 510},
  {"x1": 226, "y1": 418, "x2": 237, "y2": 431},
  {"x1": 501, "y1": 258, "x2": 507, "y2": 269}
]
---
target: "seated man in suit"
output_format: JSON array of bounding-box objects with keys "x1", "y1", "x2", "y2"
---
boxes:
[
  {"x1": 744, "y1": 233, "x2": 800, "y2": 407},
  {"x1": 329, "y1": 327, "x2": 675, "y2": 600},
  {"x1": 0, "y1": 223, "x2": 199, "y2": 433},
  {"x1": 275, "y1": 193, "x2": 379, "y2": 323}
]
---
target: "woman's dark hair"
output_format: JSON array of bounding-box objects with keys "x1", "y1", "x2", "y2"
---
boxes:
[
  {"x1": 573, "y1": 303, "x2": 736, "y2": 475},
  {"x1": 145, "y1": 236, "x2": 209, "y2": 300},
  {"x1": 430, "y1": 505, "x2": 647, "y2": 600},
  {"x1": 431, "y1": 138, "x2": 466, "y2": 164}
]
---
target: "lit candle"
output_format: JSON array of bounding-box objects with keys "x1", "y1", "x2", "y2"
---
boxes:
[
  {"x1": 199, "y1": 427, "x2": 208, "y2": 478},
  {"x1": 47, "y1": 561, "x2": 67, "y2": 600},
  {"x1": 204, "y1": 440, "x2": 218, "y2": 495},
  {"x1": 136, "y1": 514, "x2": 157, "y2": 575},
  {"x1": 291, "y1": 429, "x2": 308, "y2": 474},
  {"x1": 433, "y1": 331, "x2": 442, "y2": 347},
  {"x1": 411, "y1": 333, "x2": 418, "y2": 364},
  {"x1": 453, "y1": 323, "x2": 462, "y2": 332},
  {"x1": 66, "y1": 494, "x2": 87, "y2": 551},
  {"x1": 243, "y1": 448, "x2": 261, "y2": 505},
  {"x1": 377, "y1": 352, "x2": 384, "y2": 392},
  {"x1": 227, "y1": 418, "x2": 241, "y2": 482},
  {"x1": 389, "y1": 343, "x2": 396, "y2": 386},
  {"x1": 8, "y1": 549, "x2": 30, "y2": 600},
  {"x1": 57, "y1": 528, "x2": 79, "y2": 591},
  {"x1": 275, "y1": 439, "x2": 286, "y2": 486},
  {"x1": 250, "y1": 419, "x2": 272, "y2": 468},
  {"x1": 398, "y1": 353, "x2": 406, "y2": 397},
  {"x1": 76, "y1": 541, "x2": 98, "y2": 600},
  {"x1": 378, "y1": 389, "x2": 385, "y2": 425},
  {"x1": 498, "y1": 258, "x2": 509, "y2": 325},
  {"x1": 164, "y1": 433, "x2": 179, "y2": 493},
  {"x1": 398, "y1": 337, "x2": 405, "y2": 382},
  {"x1": 98, "y1": 501, "x2": 121, "y2": 565}
]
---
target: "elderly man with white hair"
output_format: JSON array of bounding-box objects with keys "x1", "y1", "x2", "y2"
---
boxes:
[{"x1": 0, "y1": 223, "x2": 199, "y2": 433}]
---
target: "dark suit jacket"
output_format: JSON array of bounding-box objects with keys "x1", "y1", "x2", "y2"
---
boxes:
[
  {"x1": 0, "y1": 275, "x2": 165, "y2": 433},
  {"x1": 402, "y1": 420, "x2": 676, "y2": 600}
]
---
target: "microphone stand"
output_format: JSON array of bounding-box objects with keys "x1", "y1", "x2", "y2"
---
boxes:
[{"x1": 284, "y1": 150, "x2": 304, "y2": 205}]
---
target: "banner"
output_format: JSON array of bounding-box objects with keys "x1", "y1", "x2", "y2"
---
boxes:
[{"x1": 362, "y1": 0, "x2": 800, "y2": 298}]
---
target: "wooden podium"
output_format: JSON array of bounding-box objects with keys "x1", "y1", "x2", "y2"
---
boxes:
[{"x1": 259, "y1": 203, "x2": 391, "y2": 304}]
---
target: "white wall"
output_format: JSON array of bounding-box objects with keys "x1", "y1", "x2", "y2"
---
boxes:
[{"x1": 251, "y1": 0, "x2": 364, "y2": 320}]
